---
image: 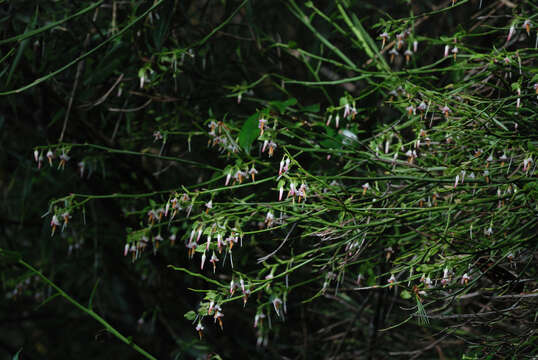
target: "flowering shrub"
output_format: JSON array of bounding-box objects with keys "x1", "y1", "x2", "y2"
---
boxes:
[{"x1": 1, "y1": 0, "x2": 537, "y2": 359}]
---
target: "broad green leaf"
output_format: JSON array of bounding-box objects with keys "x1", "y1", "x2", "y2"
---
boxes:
[
  {"x1": 270, "y1": 98, "x2": 297, "y2": 114},
  {"x1": 238, "y1": 113, "x2": 259, "y2": 153},
  {"x1": 184, "y1": 310, "x2": 197, "y2": 321}
]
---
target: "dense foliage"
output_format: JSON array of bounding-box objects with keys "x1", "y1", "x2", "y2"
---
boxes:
[{"x1": 1, "y1": 0, "x2": 537, "y2": 359}]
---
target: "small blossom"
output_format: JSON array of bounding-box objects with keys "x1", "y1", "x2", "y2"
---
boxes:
[
  {"x1": 343, "y1": 104, "x2": 357, "y2": 119},
  {"x1": 186, "y1": 241, "x2": 197, "y2": 258},
  {"x1": 297, "y1": 183, "x2": 308, "y2": 202},
  {"x1": 210, "y1": 252, "x2": 219, "y2": 273},
  {"x1": 229, "y1": 279, "x2": 236, "y2": 295},
  {"x1": 50, "y1": 215, "x2": 61, "y2": 236},
  {"x1": 46, "y1": 150, "x2": 54, "y2": 166},
  {"x1": 413, "y1": 40, "x2": 418, "y2": 52},
  {"x1": 195, "y1": 322, "x2": 204, "y2": 339},
  {"x1": 288, "y1": 182, "x2": 297, "y2": 198},
  {"x1": 507, "y1": 25, "x2": 515, "y2": 42},
  {"x1": 205, "y1": 200, "x2": 213, "y2": 213},
  {"x1": 267, "y1": 141, "x2": 277, "y2": 157},
  {"x1": 389, "y1": 48, "x2": 399, "y2": 63},
  {"x1": 326, "y1": 114, "x2": 332, "y2": 126},
  {"x1": 417, "y1": 102, "x2": 427, "y2": 112},
  {"x1": 396, "y1": 32, "x2": 404, "y2": 49},
  {"x1": 58, "y1": 152, "x2": 69, "y2": 168},
  {"x1": 234, "y1": 170, "x2": 246, "y2": 184},
  {"x1": 248, "y1": 166, "x2": 258, "y2": 181},
  {"x1": 362, "y1": 182, "x2": 370, "y2": 195},
  {"x1": 451, "y1": 46, "x2": 459, "y2": 60},
  {"x1": 406, "y1": 105, "x2": 415, "y2": 115},
  {"x1": 444, "y1": 45, "x2": 450, "y2": 57},
  {"x1": 258, "y1": 118, "x2": 268, "y2": 136},
  {"x1": 153, "y1": 130, "x2": 163, "y2": 142},
  {"x1": 404, "y1": 49, "x2": 413, "y2": 64},
  {"x1": 208, "y1": 301, "x2": 215, "y2": 315},
  {"x1": 424, "y1": 276, "x2": 432, "y2": 288},
  {"x1": 441, "y1": 105, "x2": 451, "y2": 118},
  {"x1": 254, "y1": 312, "x2": 266, "y2": 328},
  {"x1": 214, "y1": 310, "x2": 224, "y2": 330},
  {"x1": 484, "y1": 227, "x2": 493, "y2": 236},
  {"x1": 441, "y1": 268, "x2": 451, "y2": 286},
  {"x1": 379, "y1": 32, "x2": 389, "y2": 49},
  {"x1": 272, "y1": 297, "x2": 283, "y2": 316},
  {"x1": 265, "y1": 211, "x2": 274, "y2": 227},
  {"x1": 523, "y1": 157, "x2": 533, "y2": 172},
  {"x1": 387, "y1": 274, "x2": 396, "y2": 289},
  {"x1": 461, "y1": 273, "x2": 471, "y2": 285},
  {"x1": 385, "y1": 246, "x2": 394, "y2": 261}
]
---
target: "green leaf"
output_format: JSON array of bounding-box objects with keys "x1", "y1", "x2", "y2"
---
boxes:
[
  {"x1": 270, "y1": 98, "x2": 297, "y2": 114},
  {"x1": 238, "y1": 113, "x2": 259, "y2": 153},
  {"x1": 301, "y1": 103, "x2": 320, "y2": 113},
  {"x1": 400, "y1": 290, "x2": 412, "y2": 299},
  {"x1": 184, "y1": 310, "x2": 197, "y2": 321}
]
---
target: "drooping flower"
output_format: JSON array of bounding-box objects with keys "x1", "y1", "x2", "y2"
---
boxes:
[
  {"x1": 387, "y1": 274, "x2": 396, "y2": 289},
  {"x1": 441, "y1": 268, "x2": 451, "y2": 286},
  {"x1": 248, "y1": 166, "x2": 258, "y2": 181},
  {"x1": 210, "y1": 252, "x2": 219, "y2": 273},
  {"x1": 254, "y1": 312, "x2": 266, "y2": 328},
  {"x1": 50, "y1": 215, "x2": 61, "y2": 236},
  {"x1": 389, "y1": 48, "x2": 399, "y2": 63},
  {"x1": 451, "y1": 46, "x2": 459, "y2": 60},
  {"x1": 461, "y1": 273, "x2": 471, "y2": 285},
  {"x1": 265, "y1": 211, "x2": 274, "y2": 227},
  {"x1": 441, "y1": 105, "x2": 451, "y2": 118},
  {"x1": 214, "y1": 310, "x2": 224, "y2": 330},
  {"x1": 404, "y1": 49, "x2": 413, "y2": 64},
  {"x1": 396, "y1": 32, "x2": 404, "y2": 49},
  {"x1": 46, "y1": 150, "x2": 54, "y2": 166},
  {"x1": 272, "y1": 297, "x2": 283, "y2": 317},
  {"x1": 379, "y1": 32, "x2": 389, "y2": 49},
  {"x1": 258, "y1": 118, "x2": 268, "y2": 136},
  {"x1": 297, "y1": 183, "x2": 308, "y2": 202},
  {"x1": 195, "y1": 322, "x2": 204, "y2": 339},
  {"x1": 186, "y1": 241, "x2": 197, "y2": 258},
  {"x1": 507, "y1": 24, "x2": 515, "y2": 42},
  {"x1": 267, "y1": 141, "x2": 277, "y2": 157}
]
